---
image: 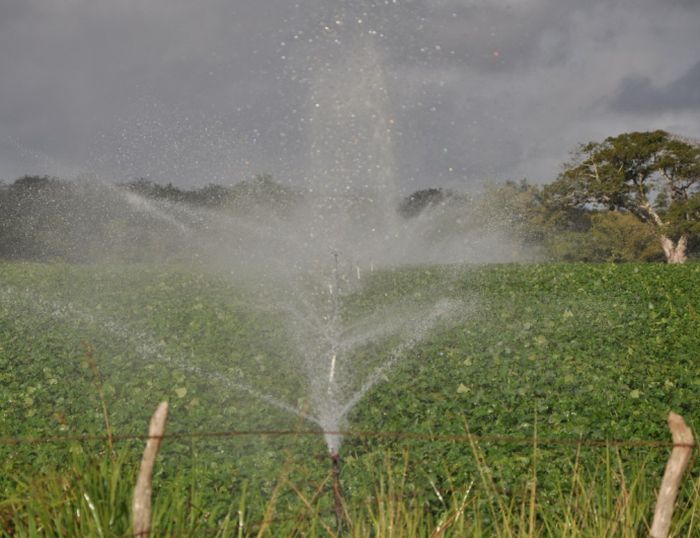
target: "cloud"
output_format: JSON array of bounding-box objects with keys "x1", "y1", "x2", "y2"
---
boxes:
[
  {"x1": 611, "y1": 61, "x2": 700, "y2": 113},
  {"x1": 1, "y1": 0, "x2": 699, "y2": 187}
]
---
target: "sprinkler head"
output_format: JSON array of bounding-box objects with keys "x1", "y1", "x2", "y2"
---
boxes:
[{"x1": 330, "y1": 451, "x2": 340, "y2": 463}]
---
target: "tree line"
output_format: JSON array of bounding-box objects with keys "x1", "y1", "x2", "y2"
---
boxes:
[
  {"x1": 1, "y1": 130, "x2": 698, "y2": 264},
  {"x1": 402, "y1": 130, "x2": 700, "y2": 263},
  {"x1": 0, "y1": 173, "x2": 299, "y2": 263}
]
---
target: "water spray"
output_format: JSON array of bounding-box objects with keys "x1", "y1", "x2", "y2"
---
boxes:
[
  {"x1": 328, "y1": 354, "x2": 337, "y2": 395},
  {"x1": 329, "y1": 249, "x2": 348, "y2": 534},
  {"x1": 327, "y1": 249, "x2": 342, "y2": 397}
]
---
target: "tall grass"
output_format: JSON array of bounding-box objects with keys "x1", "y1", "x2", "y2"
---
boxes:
[{"x1": 2, "y1": 438, "x2": 699, "y2": 537}]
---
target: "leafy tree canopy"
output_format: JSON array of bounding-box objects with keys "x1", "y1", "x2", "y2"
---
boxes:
[{"x1": 545, "y1": 130, "x2": 700, "y2": 262}]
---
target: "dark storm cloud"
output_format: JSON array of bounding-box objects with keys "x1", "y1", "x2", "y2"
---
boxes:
[
  {"x1": 612, "y1": 61, "x2": 700, "y2": 113},
  {"x1": 384, "y1": 0, "x2": 700, "y2": 183},
  {"x1": 386, "y1": 1, "x2": 578, "y2": 73},
  {"x1": 0, "y1": 0, "x2": 321, "y2": 182},
  {"x1": 1, "y1": 0, "x2": 699, "y2": 187}
]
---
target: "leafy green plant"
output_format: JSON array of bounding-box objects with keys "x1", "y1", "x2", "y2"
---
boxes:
[{"x1": 2, "y1": 261, "x2": 700, "y2": 534}]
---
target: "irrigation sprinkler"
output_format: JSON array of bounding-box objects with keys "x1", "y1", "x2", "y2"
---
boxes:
[{"x1": 330, "y1": 450, "x2": 347, "y2": 534}]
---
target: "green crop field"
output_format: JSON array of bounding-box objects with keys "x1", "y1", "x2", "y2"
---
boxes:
[{"x1": 2, "y1": 261, "x2": 700, "y2": 535}]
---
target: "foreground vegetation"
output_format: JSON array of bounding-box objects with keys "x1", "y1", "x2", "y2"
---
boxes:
[
  {"x1": 4, "y1": 441, "x2": 700, "y2": 537},
  {"x1": 2, "y1": 261, "x2": 700, "y2": 535}
]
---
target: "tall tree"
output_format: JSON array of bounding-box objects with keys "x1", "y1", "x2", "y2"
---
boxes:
[{"x1": 546, "y1": 131, "x2": 700, "y2": 263}]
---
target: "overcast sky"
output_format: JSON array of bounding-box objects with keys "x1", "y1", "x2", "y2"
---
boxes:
[{"x1": 1, "y1": 0, "x2": 699, "y2": 192}]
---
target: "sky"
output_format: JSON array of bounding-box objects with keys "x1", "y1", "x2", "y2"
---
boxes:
[{"x1": 1, "y1": 0, "x2": 699, "y2": 192}]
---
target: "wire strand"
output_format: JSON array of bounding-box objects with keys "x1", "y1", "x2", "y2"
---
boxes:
[{"x1": 0, "y1": 429, "x2": 693, "y2": 448}]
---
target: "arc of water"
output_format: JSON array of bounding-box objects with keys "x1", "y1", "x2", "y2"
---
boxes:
[
  {"x1": 121, "y1": 191, "x2": 193, "y2": 235},
  {"x1": 116, "y1": 187, "x2": 323, "y2": 279},
  {"x1": 336, "y1": 299, "x2": 457, "y2": 422},
  {"x1": 326, "y1": 249, "x2": 343, "y2": 396},
  {"x1": 1, "y1": 285, "x2": 320, "y2": 426}
]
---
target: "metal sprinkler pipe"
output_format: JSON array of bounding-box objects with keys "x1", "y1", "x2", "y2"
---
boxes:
[{"x1": 330, "y1": 450, "x2": 346, "y2": 535}]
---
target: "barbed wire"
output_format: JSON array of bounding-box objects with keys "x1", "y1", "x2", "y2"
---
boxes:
[
  {"x1": 4, "y1": 426, "x2": 696, "y2": 537},
  {"x1": 0, "y1": 428, "x2": 693, "y2": 449}
]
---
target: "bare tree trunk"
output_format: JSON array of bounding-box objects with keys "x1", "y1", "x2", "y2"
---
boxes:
[{"x1": 659, "y1": 234, "x2": 688, "y2": 264}]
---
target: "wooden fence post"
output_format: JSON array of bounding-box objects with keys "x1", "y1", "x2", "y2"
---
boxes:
[
  {"x1": 650, "y1": 412, "x2": 694, "y2": 538},
  {"x1": 133, "y1": 402, "x2": 169, "y2": 538}
]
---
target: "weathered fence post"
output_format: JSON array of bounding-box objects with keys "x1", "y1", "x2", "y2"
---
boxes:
[
  {"x1": 133, "y1": 402, "x2": 169, "y2": 538},
  {"x1": 650, "y1": 412, "x2": 694, "y2": 538}
]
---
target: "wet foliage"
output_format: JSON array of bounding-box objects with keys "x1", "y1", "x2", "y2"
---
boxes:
[{"x1": 2, "y1": 262, "x2": 700, "y2": 531}]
